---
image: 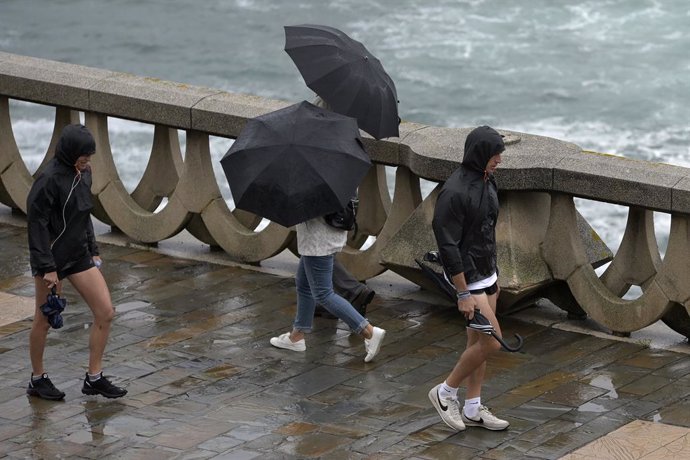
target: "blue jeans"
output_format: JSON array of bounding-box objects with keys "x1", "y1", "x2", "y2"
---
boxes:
[{"x1": 294, "y1": 255, "x2": 369, "y2": 334}]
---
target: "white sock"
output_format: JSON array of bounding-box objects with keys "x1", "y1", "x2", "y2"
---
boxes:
[
  {"x1": 438, "y1": 381, "x2": 458, "y2": 400},
  {"x1": 88, "y1": 372, "x2": 102, "y2": 382},
  {"x1": 464, "y1": 397, "x2": 481, "y2": 418}
]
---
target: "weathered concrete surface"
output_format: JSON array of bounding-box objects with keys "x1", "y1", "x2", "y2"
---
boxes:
[
  {"x1": 380, "y1": 190, "x2": 612, "y2": 311},
  {"x1": 0, "y1": 222, "x2": 689, "y2": 459}
]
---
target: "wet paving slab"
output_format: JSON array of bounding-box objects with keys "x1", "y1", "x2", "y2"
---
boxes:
[{"x1": 0, "y1": 223, "x2": 690, "y2": 458}]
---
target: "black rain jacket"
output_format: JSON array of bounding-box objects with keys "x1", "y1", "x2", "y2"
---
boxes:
[
  {"x1": 27, "y1": 124, "x2": 98, "y2": 277},
  {"x1": 432, "y1": 126, "x2": 505, "y2": 284}
]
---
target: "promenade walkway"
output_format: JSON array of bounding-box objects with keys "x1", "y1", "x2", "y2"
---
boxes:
[{"x1": 0, "y1": 221, "x2": 689, "y2": 459}]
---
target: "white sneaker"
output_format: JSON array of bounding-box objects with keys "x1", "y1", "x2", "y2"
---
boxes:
[
  {"x1": 270, "y1": 332, "x2": 306, "y2": 352},
  {"x1": 364, "y1": 327, "x2": 386, "y2": 362},
  {"x1": 428, "y1": 384, "x2": 465, "y2": 431},
  {"x1": 462, "y1": 405, "x2": 509, "y2": 430}
]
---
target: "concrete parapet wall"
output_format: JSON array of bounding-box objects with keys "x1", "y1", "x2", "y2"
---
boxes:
[{"x1": 1, "y1": 52, "x2": 689, "y2": 339}]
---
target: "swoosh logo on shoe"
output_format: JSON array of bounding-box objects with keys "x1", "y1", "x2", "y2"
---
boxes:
[
  {"x1": 468, "y1": 416, "x2": 484, "y2": 424},
  {"x1": 436, "y1": 391, "x2": 448, "y2": 411}
]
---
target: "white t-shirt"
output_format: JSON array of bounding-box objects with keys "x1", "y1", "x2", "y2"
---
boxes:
[
  {"x1": 466, "y1": 272, "x2": 498, "y2": 291},
  {"x1": 443, "y1": 271, "x2": 498, "y2": 292}
]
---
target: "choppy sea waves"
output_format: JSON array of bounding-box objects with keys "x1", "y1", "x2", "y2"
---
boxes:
[{"x1": 2, "y1": 0, "x2": 688, "y2": 270}]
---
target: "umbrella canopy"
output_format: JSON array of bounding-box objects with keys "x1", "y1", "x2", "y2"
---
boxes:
[
  {"x1": 284, "y1": 24, "x2": 399, "y2": 140},
  {"x1": 220, "y1": 100, "x2": 371, "y2": 228},
  {"x1": 40, "y1": 287, "x2": 66, "y2": 329}
]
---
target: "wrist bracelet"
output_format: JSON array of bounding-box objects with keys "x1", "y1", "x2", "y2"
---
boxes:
[{"x1": 456, "y1": 290, "x2": 471, "y2": 300}]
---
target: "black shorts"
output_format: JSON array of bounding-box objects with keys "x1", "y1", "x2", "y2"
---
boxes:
[
  {"x1": 470, "y1": 282, "x2": 498, "y2": 296},
  {"x1": 33, "y1": 255, "x2": 95, "y2": 280}
]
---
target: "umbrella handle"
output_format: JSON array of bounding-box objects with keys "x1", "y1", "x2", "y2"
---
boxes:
[{"x1": 491, "y1": 332, "x2": 524, "y2": 352}]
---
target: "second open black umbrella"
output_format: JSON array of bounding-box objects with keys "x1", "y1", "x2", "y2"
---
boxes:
[
  {"x1": 284, "y1": 24, "x2": 399, "y2": 140},
  {"x1": 220, "y1": 100, "x2": 371, "y2": 228}
]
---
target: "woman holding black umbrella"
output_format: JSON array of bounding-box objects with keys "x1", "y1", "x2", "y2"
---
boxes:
[
  {"x1": 26, "y1": 124, "x2": 126, "y2": 401},
  {"x1": 221, "y1": 100, "x2": 386, "y2": 362},
  {"x1": 268, "y1": 97, "x2": 385, "y2": 361}
]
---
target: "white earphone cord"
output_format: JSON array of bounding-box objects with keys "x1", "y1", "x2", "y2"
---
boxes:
[{"x1": 50, "y1": 172, "x2": 82, "y2": 251}]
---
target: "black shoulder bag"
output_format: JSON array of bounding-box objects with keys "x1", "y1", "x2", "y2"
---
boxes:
[{"x1": 324, "y1": 197, "x2": 359, "y2": 233}]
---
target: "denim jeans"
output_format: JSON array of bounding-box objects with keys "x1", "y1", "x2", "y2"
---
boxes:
[{"x1": 294, "y1": 254, "x2": 369, "y2": 334}]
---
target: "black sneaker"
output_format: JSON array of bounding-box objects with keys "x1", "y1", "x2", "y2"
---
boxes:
[
  {"x1": 81, "y1": 372, "x2": 127, "y2": 399},
  {"x1": 27, "y1": 373, "x2": 65, "y2": 401}
]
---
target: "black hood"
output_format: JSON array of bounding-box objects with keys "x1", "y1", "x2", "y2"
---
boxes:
[
  {"x1": 461, "y1": 126, "x2": 505, "y2": 173},
  {"x1": 55, "y1": 124, "x2": 96, "y2": 166}
]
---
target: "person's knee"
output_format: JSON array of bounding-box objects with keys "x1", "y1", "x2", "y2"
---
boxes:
[
  {"x1": 485, "y1": 336, "x2": 502, "y2": 354},
  {"x1": 94, "y1": 305, "x2": 115, "y2": 324},
  {"x1": 311, "y1": 287, "x2": 333, "y2": 304}
]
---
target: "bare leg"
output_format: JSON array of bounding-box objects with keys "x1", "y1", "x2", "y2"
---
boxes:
[
  {"x1": 67, "y1": 267, "x2": 114, "y2": 374},
  {"x1": 464, "y1": 291, "x2": 499, "y2": 398},
  {"x1": 29, "y1": 277, "x2": 63, "y2": 375},
  {"x1": 446, "y1": 293, "x2": 502, "y2": 389}
]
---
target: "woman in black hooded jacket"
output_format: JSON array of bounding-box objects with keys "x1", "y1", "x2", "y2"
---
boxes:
[{"x1": 26, "y1": 124, "x2": 126, "y2": 400}]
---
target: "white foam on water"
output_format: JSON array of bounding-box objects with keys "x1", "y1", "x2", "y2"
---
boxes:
[{"x1": 7, "y1": 100, "x2": 55, "y2": 174}]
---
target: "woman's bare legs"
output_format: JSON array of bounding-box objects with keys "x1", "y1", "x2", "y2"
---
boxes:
[
  {"x1": 67, "y1": 267, "x2": 114, "y2": 374},
  {"x1": 29, "y1": 277, "x2": 62, "y2": 375}
]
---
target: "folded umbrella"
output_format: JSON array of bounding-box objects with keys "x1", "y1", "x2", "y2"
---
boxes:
[
  {"x1": 415, "y1": 256, "x2": 457, "y2": 301},
  {"x1": 416, "y1": 251, "x2": 524, "y2": 352},
  {"x1": 284, "y1": 24, "x2": 399, "y2": 140},
  {"x1": 40, "y1": 287, "x2": 66, "y2": 329},
  {"x1": 467, "y1": 309, "x2": 524, "y2": 352},
  {"x1": 220, "y1": 100, "x2": 371, "y2": 228}
]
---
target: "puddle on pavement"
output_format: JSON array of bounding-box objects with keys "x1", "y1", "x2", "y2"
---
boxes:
[
  {"x1": 577, "y1": 401, "x2": 608, "y2": 413},
  {"x1": 588, "y1": 375, "x2": 618, "y2": 399}
]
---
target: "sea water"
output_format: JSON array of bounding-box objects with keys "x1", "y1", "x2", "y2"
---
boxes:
[{"x1": 1, "y1": 0, "x2": 689, "y2": 257}]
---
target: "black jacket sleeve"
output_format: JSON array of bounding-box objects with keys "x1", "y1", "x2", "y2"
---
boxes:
[
  {"x1": 86, "y1": 217, "x2": 99, "y2": 256},
  {"x1": 27, "y1": 177, "x2": 58, "y2": 273},
  {"x1": 432, "y1": 189, "x2": 466, "y2": 277}
]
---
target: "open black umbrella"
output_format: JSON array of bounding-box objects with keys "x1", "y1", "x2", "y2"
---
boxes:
[
  {"x1": 40, "y1": 287, "x2": 66, "y2": 329},
  {"x1": 220, "y1": 100, "x2": 371, "y2": 228},
  {"x1": 284, "y1": 24, "x2": 399, "y2": 140}
]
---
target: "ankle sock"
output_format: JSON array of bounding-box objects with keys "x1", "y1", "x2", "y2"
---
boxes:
[
  {"x1": 439, "y1": 381, "x2": 458, "y2": 400},
  {"x1": 464, "y1": 396, "x2": 481, "y2": 418},
  {"x1": 31, "y1": 373, "x2": 45, "y2": 382},
  {"x1": 87, "y1": 372, "x2": 102, "y2": 382}
]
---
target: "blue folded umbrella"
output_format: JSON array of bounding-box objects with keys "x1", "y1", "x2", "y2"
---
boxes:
[{"x1": 40, "y1": 287, "x2": 66, "y2": 329}]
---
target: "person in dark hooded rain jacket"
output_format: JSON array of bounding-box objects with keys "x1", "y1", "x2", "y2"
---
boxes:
[
  {"x1": 26, "y1": 123, "x2": 126, "y2": 401},
  {"x1": 427, "y1": 125, "x2": 509, "y2": 432}
]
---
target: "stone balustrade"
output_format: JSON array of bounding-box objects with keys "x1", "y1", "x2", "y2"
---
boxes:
[{"x1": 1, "y1": 51, "x2": 688, "y2": 340}]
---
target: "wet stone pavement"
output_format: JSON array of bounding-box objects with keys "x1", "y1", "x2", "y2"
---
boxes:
[{"x1": 0, "y1": 222, "x2": 689, "y2": 459}]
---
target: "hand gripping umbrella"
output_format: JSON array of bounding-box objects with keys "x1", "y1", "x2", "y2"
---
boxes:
[
  {"x1": 40, "y1": 287, "x2": 67, "y2": 329},
  {"x1": 220, "y1": 100, "x2": 371, "y2": 228},
  {"x1": 467, "y1": 310, "x2": 524, "y2": 352},
  {"x1": 284, "y1": 24, "x2": 399, "y2": 140},
  {"x1": 416, "y1": 251, "x2": 524, "y2": 352}
]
